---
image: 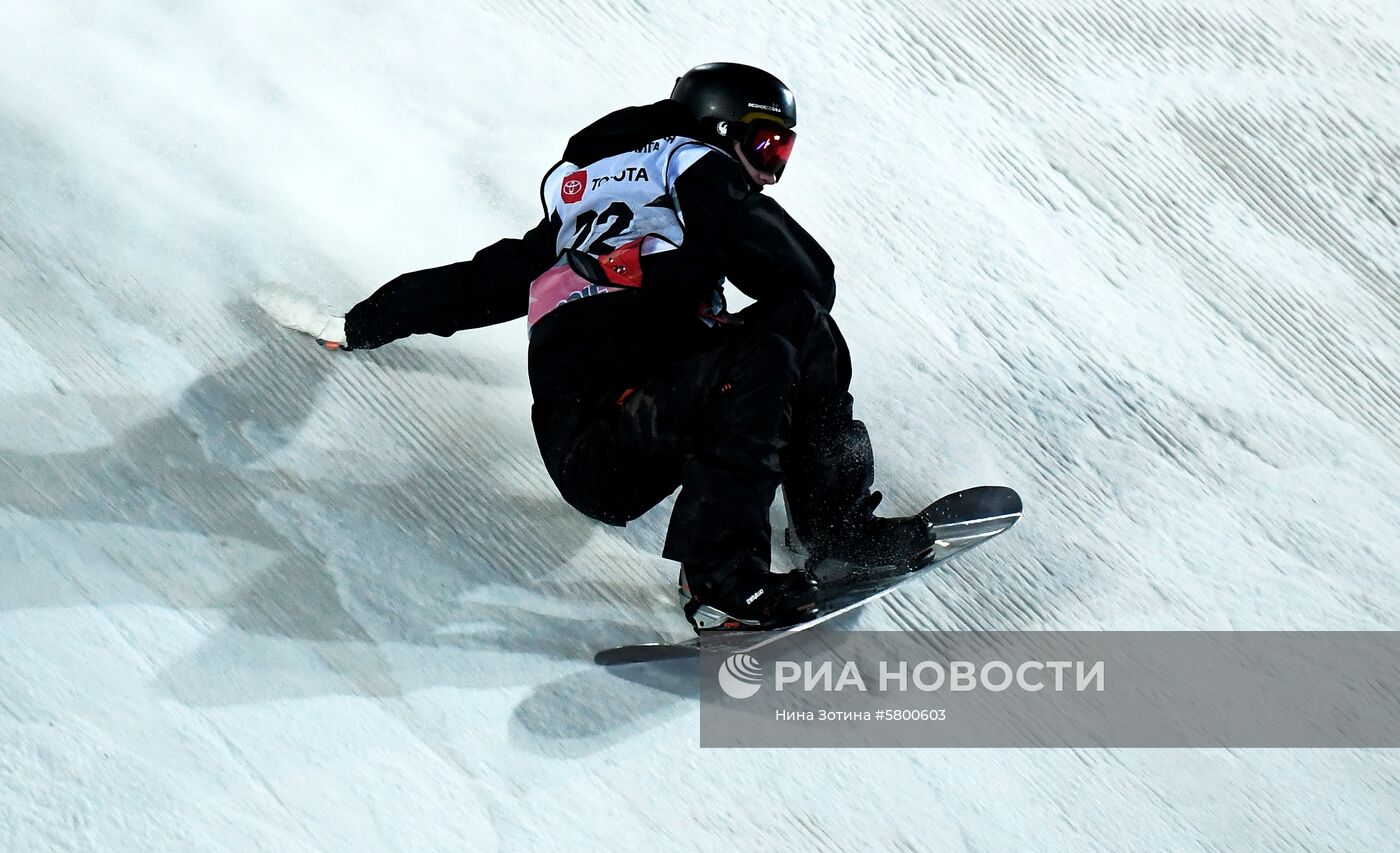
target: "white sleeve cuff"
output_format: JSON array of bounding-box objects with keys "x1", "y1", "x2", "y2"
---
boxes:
[{"x1": 317, "y1": 316, "x2": 347, "y2": 345}]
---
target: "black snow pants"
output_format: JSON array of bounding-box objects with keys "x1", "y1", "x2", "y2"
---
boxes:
[{"x1": 532, "y1": 289, "x2": 875, "y2": 569}]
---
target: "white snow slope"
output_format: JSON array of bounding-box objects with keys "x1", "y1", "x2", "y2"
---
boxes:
[{"x1": 3, "y1": 1, "x2": 1399, "y2": 850}]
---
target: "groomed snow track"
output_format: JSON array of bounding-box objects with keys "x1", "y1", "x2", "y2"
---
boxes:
[{"x1": 2, "y1": 1, "x2": 1398, "y2": 850}]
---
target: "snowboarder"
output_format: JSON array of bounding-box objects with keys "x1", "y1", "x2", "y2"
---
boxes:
[{"x1": 295, "y1": 63, "x2": 940, "y2": 632}]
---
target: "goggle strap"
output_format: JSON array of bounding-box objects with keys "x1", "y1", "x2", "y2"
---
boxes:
[{"x1": 738, "y1": 111, "x2": 790, "y2": 126}]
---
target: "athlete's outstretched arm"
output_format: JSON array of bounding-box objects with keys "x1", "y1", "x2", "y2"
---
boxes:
[{"x1": 343, "y1": 214, "x2": 560, "y2": 350}]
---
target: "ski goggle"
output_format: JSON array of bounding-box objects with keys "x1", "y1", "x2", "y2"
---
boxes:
[{"x1": 736, "y1": 118, "x2": 796, "y2": 178}]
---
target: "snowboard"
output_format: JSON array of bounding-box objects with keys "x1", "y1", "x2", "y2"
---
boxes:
[{"x1": 594, "y1": 485, "x2": 1022, "y2": 665}]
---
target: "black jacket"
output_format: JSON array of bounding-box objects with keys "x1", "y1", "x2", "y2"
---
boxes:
[{"x1": 343, "y1": 99, "x2": 836, "y2": 400}]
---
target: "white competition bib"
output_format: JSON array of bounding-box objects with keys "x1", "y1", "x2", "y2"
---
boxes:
[{"x1": 528, "y1": 136, "x2": 725, "y2": 332}]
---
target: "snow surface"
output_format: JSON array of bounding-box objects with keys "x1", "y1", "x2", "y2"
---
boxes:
[{"x1": 3, "y1": 0, "x2": 1399, "y2": 850}]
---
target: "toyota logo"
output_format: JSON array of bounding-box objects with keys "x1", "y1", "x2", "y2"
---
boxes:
[{"x1": 560, "y1": 169, "x2": 588, "y2": 203}]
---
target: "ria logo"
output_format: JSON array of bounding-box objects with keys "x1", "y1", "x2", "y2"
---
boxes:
[
  {"x1": 718, "y1": 653, "x2": 764, "y2": 699},
  {"x1": 560, "y1": 170, "x2": 587, "y2": 203}
]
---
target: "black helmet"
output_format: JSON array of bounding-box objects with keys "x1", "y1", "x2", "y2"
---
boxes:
[{"x1": 671, "y1": 62, "x2": 797, "y2": 136}]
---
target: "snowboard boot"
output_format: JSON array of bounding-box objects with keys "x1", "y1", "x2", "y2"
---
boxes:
[
  {"x1": 680, "y1": 553, "x2": 821, "y2": 632},
  {"x1": 789, "y1": 491, "x2": 938, "y2": 571}
]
